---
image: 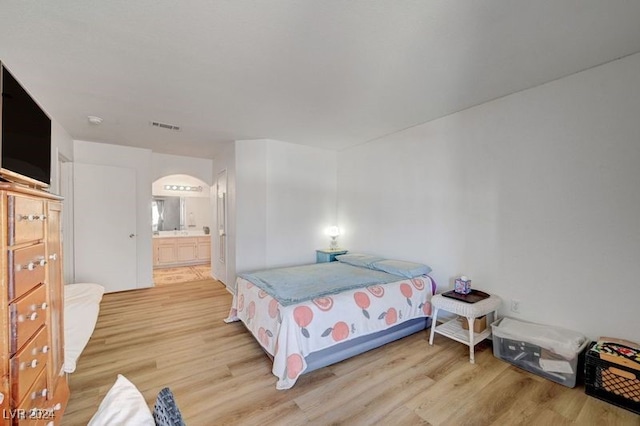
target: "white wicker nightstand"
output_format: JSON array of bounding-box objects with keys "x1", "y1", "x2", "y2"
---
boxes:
[{"x1": 428, "y1": 293, "x2": 501, "y2": 363}]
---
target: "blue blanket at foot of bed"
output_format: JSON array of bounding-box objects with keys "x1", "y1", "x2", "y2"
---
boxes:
[{"x1": 239, "y1": 262, "x2": 405, "y2": 306}]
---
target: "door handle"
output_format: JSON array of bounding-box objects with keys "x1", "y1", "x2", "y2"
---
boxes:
[{"x1": 129, "y1": 234, "x2": 136, "y2": 238}]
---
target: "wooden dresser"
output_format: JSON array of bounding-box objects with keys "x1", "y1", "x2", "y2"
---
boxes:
[{"x1": 0, "y1": 184, "x2": 68, "y2": 426}]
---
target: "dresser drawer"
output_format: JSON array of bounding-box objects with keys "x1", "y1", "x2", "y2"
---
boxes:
[
  {"x1": 8, "y1": 244, "x2": 46, "y2": 301},
  {"x1": 10, "y1": 285, "x2": 48, "y2": 355},
  {"x1": 11, "y1": 326, "x2": 48, "y2": 406},
  {"x1": 46, "y1": 377, "x2": 69, "y2": 426},
  {"x1": 15, "y1": 368, "x2": 52, "y2": 426},
  {"x1": 8, "y1": 196, "x2": 45, "y2": 246}
]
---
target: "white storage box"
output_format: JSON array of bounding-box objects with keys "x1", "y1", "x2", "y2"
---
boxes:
[{"x1": 491, "y1": 317, "x2": 589, "y2": 388}]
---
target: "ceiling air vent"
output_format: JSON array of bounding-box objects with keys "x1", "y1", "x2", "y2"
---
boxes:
[{"x1": 150, "y1": 121, "x2": 181, "y2": 131}]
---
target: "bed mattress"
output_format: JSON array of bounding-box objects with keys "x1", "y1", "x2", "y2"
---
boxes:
[
  {"x1": 64, "y1": 283, "x2": 105, "y2": 373},
  {"x1": 226, "y1": 263, "x2": 435, "y2": 389}
]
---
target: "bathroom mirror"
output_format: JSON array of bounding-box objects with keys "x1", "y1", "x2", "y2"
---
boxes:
[{"x1": 152, "y1": 196, "x2": 211, "y2": 232}]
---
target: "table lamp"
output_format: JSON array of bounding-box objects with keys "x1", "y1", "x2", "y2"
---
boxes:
[{"x1": 327, "y1": 226, "x2": 340, "y2": 249}]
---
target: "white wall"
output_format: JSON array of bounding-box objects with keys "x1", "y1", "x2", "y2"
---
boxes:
[
  {"x1": 235, "y1": 140, "x2": 268, "y2": 278},
  {"x1": 184, "y1": 197, "x2": 211, "y2": 229},
  {"x1": 265, "y1": 140, "x2": 338, "y2": 267},
  {"x1": 232, "y1": 139, "x2": 338, "y2": 290},
  {"x1": 73, "y1": 140, "x2": 154, "y2": 288},
  {"x1": 151, "y1": 152, "x2": 213, "y2": 185},
  {"x1": 338, "y1": 53, "x2": 640, "y2": 343}
]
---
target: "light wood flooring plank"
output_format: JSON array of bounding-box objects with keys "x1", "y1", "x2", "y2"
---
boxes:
[{"x1": 64, "y1": 279, "x2": 639, "y2": 425}]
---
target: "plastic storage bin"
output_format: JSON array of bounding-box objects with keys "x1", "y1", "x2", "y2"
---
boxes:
[
  {"x1": 491, "y1": 317, "x2": 589, "y2": 388},
  {"x1": 585, "y1": 340, "x2": 640, "y2": 414}
]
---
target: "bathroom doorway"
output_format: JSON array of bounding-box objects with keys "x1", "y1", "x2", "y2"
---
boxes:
[{"x1": 151, "y1": 174, "x2": 213, "y2": 285}]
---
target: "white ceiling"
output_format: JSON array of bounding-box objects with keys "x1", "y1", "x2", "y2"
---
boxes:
[{"x1": 2, "y1": 1, "x2": 640, "y2": 159}]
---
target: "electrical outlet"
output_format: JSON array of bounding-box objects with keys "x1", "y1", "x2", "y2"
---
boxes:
[{"x1": 511, "y1": 299, "x2": 521, "y2": 313}]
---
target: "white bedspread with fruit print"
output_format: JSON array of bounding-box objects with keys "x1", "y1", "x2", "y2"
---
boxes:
[{"x1": 226, "y1": 274, "x2": 435, "y2": 389}]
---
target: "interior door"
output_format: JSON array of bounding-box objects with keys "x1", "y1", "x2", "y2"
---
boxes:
[
  {"x1": 73, "y1": 163, "x2": 137, "y2": 293},
  {"x1": 215, "y1": 170, "x2": 227, "y2": 285}
]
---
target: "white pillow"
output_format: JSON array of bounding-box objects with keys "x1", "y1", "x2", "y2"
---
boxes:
[{"x1": 88, "y1": 375, "x2": 155, "y2": 426}]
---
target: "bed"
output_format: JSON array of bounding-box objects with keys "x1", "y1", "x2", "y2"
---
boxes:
[
  {"x1": 64, "y1": 283, "x2": 105, "y2": 373},
  {"x1": 225, "y1": 255, "x2": 436, "y2": 389}
]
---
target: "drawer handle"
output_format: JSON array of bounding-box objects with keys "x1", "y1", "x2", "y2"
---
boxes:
[
  {"x1": 29, "y1": 303, "x2": 47, "y2": 312},
  {"x1": 15, "y1": 259, "x2": 46, "y2": 272},
  {"x1": 19, "y1": 312, "x2": 39, "y2": 322},
  {"x1": 30, "y1": 345, "x2": 48, "y2": 356},
  {"x1": 49, "y1": 253, "x2": 58, "y2": 261},
  {"x1": 15, "y1": 262, "x2": 34, "y2": 272},
  {"x1": 21, "y1": 359, "x2": 39, "y2": 370},
  {"x1": 31, "y1": 388, "x2": 47, "y2": 400},
  {"x1": 0, "y1": 392, "x2": 4, "y2": 404},
  {"x1": 18, "y1": 214, "x2": 46, "y2": 221},
  {"x1": 53, "y1": 402, "x2": 62, "y2": 411}
]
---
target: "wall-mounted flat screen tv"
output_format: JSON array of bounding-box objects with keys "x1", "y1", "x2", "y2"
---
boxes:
[{"x1": 0, "y1": 61, "x2": 51, "y2": 188}]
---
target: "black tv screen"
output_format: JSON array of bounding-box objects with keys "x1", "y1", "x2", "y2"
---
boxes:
[{"x1": 1, "y1": 63, "x2": 51, "y2": 186}]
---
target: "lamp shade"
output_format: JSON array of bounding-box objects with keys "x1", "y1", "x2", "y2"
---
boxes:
[{"x1": 327, "y1": 226, "x2": 340, "y2": 237}]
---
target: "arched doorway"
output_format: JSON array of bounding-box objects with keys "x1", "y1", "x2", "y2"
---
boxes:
[{"x1": 151, "y1": 174, "x2": 213, "y2": 285}]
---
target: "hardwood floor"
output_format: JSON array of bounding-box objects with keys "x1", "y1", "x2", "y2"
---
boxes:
[
  {"x1": 153, "y1": 264, "x2": 212, "y2": 285},
  {"x1": 64, "y1": 280, "x2": 639, "y2": 425}
]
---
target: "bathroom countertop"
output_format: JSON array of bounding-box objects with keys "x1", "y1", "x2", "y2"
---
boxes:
[{"x1": 152, "y1": 232, "x2": 211, "y2": 238}]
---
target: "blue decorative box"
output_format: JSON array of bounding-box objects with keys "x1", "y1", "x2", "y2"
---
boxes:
[{"x1": 454, "y1": 276, "x2": 472, "y2": 294}]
